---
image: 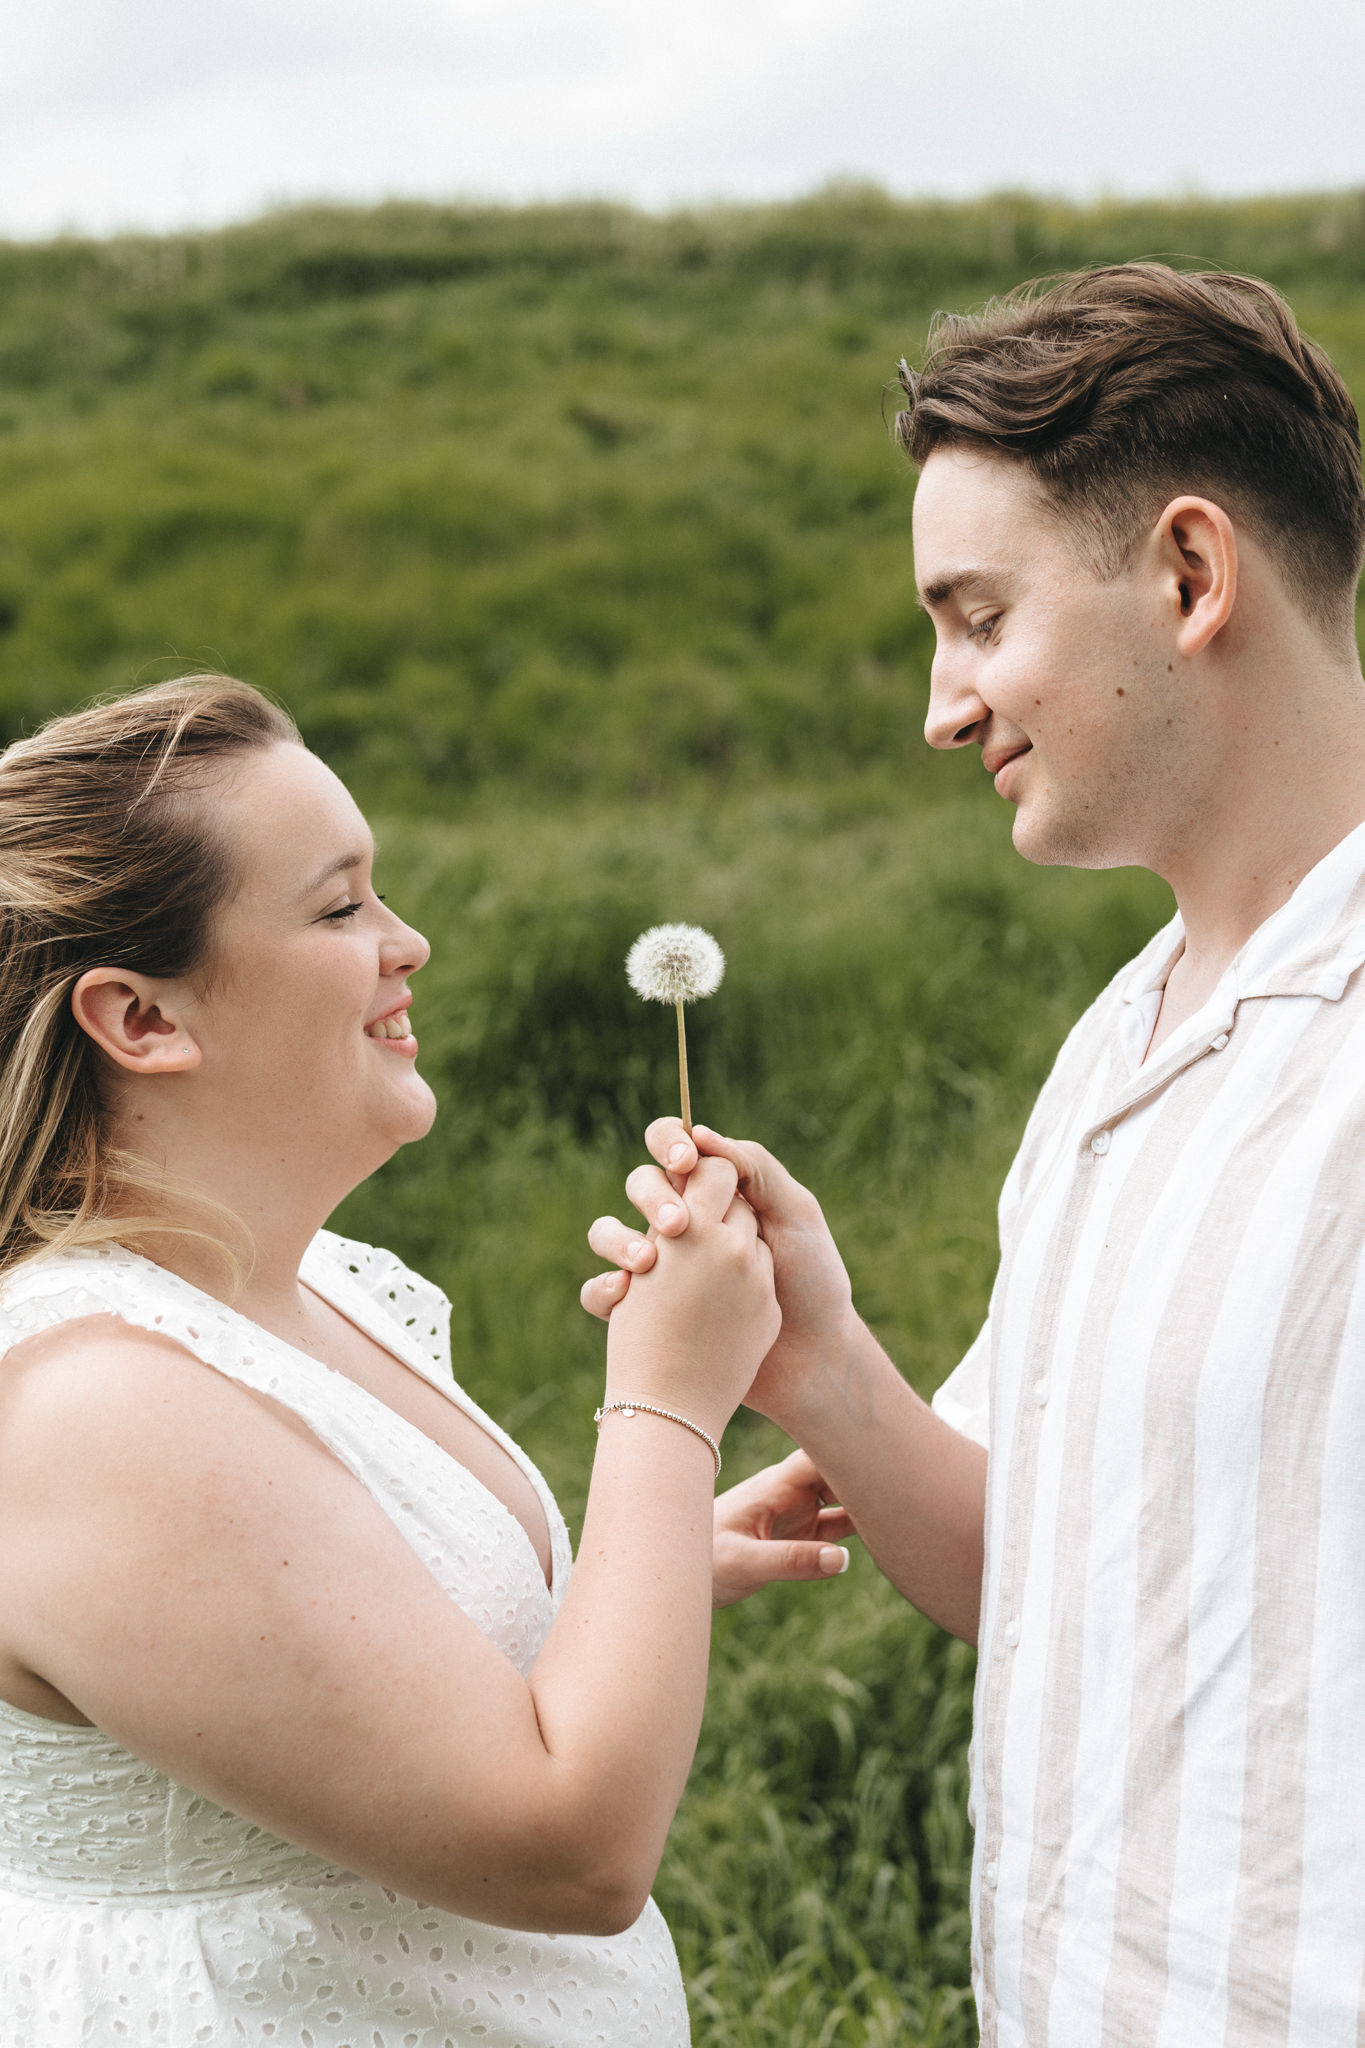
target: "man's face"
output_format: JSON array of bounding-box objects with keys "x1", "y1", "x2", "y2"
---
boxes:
[{"x1": 913, "y1": 445, "x2": 1190, "y2": 871}]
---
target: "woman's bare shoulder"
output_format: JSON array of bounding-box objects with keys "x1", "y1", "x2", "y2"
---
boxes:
[{"x1": 0, "y1": 1309, "x2": 339, "y2": 1520}]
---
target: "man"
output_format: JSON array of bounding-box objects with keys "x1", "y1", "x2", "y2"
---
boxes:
[{"x1": 584, "y1": 264, "x2": 1365, "y2": 2045}]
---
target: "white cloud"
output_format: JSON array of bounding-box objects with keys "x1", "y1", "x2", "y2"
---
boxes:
[{"x1": 0, "y1": 0, "x2": 1359, "y2": 237}]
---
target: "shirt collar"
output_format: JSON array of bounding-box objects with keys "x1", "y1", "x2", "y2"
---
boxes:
[{"x1": 1121, "y1": 815, "x2": 1365, "y2": 1015}]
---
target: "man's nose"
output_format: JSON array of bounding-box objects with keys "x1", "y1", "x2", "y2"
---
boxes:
[{"x1": 924, "y1": 651, "x2": 989, "y2": 752}]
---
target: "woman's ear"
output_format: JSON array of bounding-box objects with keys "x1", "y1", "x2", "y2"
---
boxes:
[
  {"x1": 1155, "y1": 495, "x2": 1239, "y2": 656},
  {"x1": 72, "y1": 969, "x2": 202, "y2": 1074}
]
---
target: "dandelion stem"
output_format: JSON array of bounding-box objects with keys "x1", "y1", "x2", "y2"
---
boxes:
[{"x1": 676, "y1": 1000, "x2": 692, "y2": 1133}]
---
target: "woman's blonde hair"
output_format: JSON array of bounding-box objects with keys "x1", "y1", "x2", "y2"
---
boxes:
[{"x1": 0, "y1": 675, "x2": 300, "y2": 1279}]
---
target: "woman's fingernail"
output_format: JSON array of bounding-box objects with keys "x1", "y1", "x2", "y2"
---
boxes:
[
  {"x1": 820, "y1": 1546, "x2": 851, "y2": 1576},
  {"x1": 667, "y1": 1143, "x2": 690, "y2": 1167},
  {"x1": 626, "y1": 1240, "x2": 647, "y2": 1264},
  {"x1": 658, "y1": 1203, "x2": 681, "y2": 1226}
]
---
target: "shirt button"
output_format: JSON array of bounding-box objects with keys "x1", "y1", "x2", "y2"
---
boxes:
[
  {"x1": 1033, "y1": 1377, "x2": 1050, "y2": 1406},
  {"x1": 1211, "y1": 1033, "x2": 1230, "y2": 1051},
  {"x1": 1004, "y1": 1618, "x2": 1021, "y2": 1647},
  {"x1": 984, "y1": 1859, "x2": 999, "y2": 1887},
  {"x1": 1090, "y1": 1129, "x2": 1111, "y2": 1155}
]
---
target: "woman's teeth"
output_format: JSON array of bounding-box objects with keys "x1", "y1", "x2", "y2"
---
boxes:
[{"x1": 366, "y1": 1011, "x2": 411, "y2": 1040}]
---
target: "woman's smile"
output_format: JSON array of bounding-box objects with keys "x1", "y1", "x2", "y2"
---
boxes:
[{"x1": 365, "y1": 1004, "x2": 417, "y2": 1056}]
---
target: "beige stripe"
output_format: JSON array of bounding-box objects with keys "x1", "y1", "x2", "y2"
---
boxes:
[
  {"x1": 1011, "y1": 997, "x2": 1130, "y2": 1202},
  {"x1": 1221, "y1": 1057, "x2": 1365, "y2": 2046},
  {"x1": 974, "y1": 1048, "x2": 1123, "y2": 2046},
  {"x1": 1018, "y1": 1030, "x2": 1262, "y2": 2046},
  {"x1": 1096, "y1": 993, "x2": 1365, "y2": 2046}
]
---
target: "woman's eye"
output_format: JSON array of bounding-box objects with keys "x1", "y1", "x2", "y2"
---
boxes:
[{"x1": 322, "y1": 902, "x2": 362, "y2": 923}]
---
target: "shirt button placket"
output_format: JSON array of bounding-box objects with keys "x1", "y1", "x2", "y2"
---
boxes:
[{"x1": 1090, "y1": 1128, "x2": 1111, "y2": 1156}]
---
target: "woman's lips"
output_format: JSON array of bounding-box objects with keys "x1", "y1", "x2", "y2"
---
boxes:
[
  {"x1": 373, "y1": 1033, "x2": 419, "y2": 1060},
  {"x1": 365, "y1": 1006, "x2": 418, "y2": 1059}
]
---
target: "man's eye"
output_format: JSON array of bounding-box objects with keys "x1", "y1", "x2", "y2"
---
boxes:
[{"x1": 968, "y1": 615, "x2": 1001, "y2": 645}]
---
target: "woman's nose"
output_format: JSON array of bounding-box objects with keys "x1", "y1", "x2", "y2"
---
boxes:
[{"x1": 382, "y1": 918, "x2": 430, "y2": 978}]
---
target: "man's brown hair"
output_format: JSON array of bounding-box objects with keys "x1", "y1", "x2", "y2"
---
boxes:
[{"x1": 893, "y1": 262, "x2": 1365, "y2": 631}]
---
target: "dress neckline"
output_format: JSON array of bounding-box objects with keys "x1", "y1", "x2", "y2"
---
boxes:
[{"x1": 32, "y1": 1236, "x2": 565, "y2": 1603}]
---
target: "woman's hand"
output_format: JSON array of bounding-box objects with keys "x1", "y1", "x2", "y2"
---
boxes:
[
  {"x1": 712, "y1": 1449, "x2": 857, "y2": 1608},
  {"x1": 584, "y1": 1120, "x2": 858, "y2": 1432},
  {"x1": 603, "y1": 1153, "x2": 780, "y2": 1442}
]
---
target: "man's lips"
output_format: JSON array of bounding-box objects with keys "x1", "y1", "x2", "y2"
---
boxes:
[{"x1": 984, "y1": 742, "x2": 1032, "y2": 794}]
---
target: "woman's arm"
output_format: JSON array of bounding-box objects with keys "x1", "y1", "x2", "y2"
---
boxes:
[{"x1": 0, "y1": 1158, "x2": 778, "y2": 1935}]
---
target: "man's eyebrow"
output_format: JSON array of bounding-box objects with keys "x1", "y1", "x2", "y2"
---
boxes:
[
  {"x1": 916, "y1": 569, "x2": 999, "y2": 611},
  {"x1": 299, "y1": 849, "x2": 374, "y2": 899}
]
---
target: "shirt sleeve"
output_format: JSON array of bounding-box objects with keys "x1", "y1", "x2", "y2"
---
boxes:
[{"x1": 931, "y1": 1318, "x2": 991, "y2": 1450}]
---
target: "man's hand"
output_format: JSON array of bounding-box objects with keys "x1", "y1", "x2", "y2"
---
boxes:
[
  {"x1": 712, "y1": 1449, "x2": 857, "y2": 1609},
  {"x1": 582, "y1": 1119, "x2": 859, "y2": 1430}
]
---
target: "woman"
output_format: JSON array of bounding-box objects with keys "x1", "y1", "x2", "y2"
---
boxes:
[{"x1": 0, "y1": 676, "x2": 822, "y2": 2047}]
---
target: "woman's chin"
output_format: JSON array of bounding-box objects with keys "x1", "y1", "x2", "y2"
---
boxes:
[{"x1": 391, "y1": 1069, "x2": 439, "y2": 1142}]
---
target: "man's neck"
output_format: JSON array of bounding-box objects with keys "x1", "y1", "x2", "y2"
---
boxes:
[{"x1": 1147, "y1": 685, "x2": 1365, "y2": 1060}]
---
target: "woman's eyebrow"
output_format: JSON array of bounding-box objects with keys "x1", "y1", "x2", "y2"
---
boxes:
[{"x1": 299, "y1": 850, "x2": 371, "y2": 899}]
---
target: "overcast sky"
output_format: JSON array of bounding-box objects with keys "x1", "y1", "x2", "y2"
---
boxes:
[{"x1": 2, "y1": 0, "x2": 1362, "y2": 239}]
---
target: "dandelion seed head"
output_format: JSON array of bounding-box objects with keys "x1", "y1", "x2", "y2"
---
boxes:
[{"x1": 626, "y1": 923, "x2": 725, "y2": 1005}]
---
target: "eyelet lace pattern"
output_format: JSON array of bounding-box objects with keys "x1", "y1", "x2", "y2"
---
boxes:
[{"x1": 0, "y1": 1234, "x2": 688, "y2": 2047}]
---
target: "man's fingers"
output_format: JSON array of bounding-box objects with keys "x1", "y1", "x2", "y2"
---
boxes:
[
  {"x1": 712, "y1": 1533, "x2": 852, "y2": 1606},
  {"x1": 586, "y1": 1215, "x2": 658, "y2": 1271},
  {"x1": 690, "y1": 1127, "x2": 794, "y2": 1220},
  {"x1": 623, "y1": 1164, "x2": 691, "y2": 1236},
  {"x1": 580, "y1": 1269, "x2": 630, "y2": 1320},
  {"x1": 763, "y1": 1539, "x2": 851, "y2": 1580}
]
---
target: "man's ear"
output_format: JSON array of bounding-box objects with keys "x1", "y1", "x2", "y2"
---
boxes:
[
  {"x1": 1154, "y1": 496, "x2": 1239, "y2": 656},
  {"x1": 72, "y1": 969, "x2": 202, "y2": 1074}
]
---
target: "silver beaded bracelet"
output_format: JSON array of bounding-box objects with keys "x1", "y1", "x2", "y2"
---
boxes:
[{"x1": 594, "y1": 1399, "x2": 722, "y2": 1478}]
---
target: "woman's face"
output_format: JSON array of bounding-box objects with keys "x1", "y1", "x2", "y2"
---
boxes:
[{"x1": 183, "y1": 742, "x2": 436, "y2": 1177}]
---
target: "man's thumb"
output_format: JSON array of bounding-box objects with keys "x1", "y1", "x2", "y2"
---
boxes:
[{"x1": 778, "y1": 1541, "x2": 850, "y2": 1580}]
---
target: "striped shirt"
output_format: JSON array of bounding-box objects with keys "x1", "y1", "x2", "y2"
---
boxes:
[{"x1": 933, "y1": 817, "x2": 1365, "y2": 2048}]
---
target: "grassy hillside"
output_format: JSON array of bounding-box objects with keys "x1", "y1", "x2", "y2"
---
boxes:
[
  {"x1": 1, "y1": 188, "x2": 1363, "y2": 805},
  {"x1": 4, "y1": 190, "x2": 1363, "y2": 2042}
]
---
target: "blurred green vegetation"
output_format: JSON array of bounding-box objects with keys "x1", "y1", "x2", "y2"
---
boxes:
[{"x1": 6, "y1": 187, "x2": 1364, "y2": 2040}]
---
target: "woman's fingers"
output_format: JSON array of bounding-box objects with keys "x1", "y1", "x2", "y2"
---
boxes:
[
  {"x1": 678, "y1": 1152, "x2": 739, "y2": 1224},
  {"x1": 644, "y1": 1118, "x2": 698, "y2": 1190},
  {"x1": 623, "y1": 1164, "x2": 692, "y2": 1237},
  {"x1": 586, "y1": 1214, "x2": 658, "y2": 1271},
  {"x1": 580, "y1": 1269, "x2": 630, "y2": 1320}
]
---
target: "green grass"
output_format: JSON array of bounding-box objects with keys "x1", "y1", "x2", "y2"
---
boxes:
[{"x1": 4, "y1": 187, "x2": 1363, "y2": 2040}]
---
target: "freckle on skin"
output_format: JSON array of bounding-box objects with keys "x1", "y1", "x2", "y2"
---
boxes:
[{"x1": 1116, "y1": 689, "x2": 1124, "y2": 697}]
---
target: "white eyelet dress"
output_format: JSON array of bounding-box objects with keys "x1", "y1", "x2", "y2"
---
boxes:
[{"x1": 0, "y1": 1231, "x2": 690, "y2": 2048}]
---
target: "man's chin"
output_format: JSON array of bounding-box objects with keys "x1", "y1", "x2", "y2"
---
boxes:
[{"x1": 1011, "y1": 798, "x2": 1123, "y2": 872}]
